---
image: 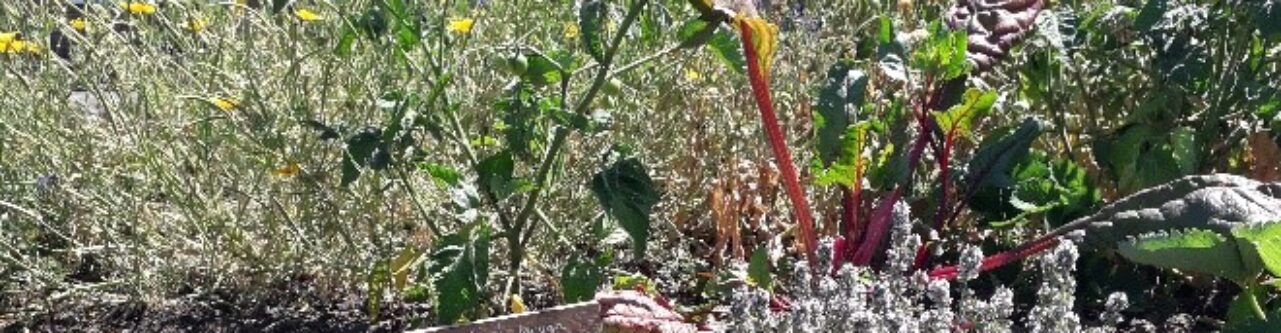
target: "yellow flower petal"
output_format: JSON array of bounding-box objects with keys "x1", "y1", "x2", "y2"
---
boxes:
[
  {"x1": 684, "y1": 68, "x2": 701, "y2": 82},
  {"x1": 70, "y1": 18, "x2": 88, "y2": 32},
  {"x1": 563, "y1": 22, "x2": 580, "y2": 39},
  {"x1": 124, "y1": 2, "x2": 157, "y2": 15},
  {"x1": 1, "y1": 40, "x2": 40, "y2": 55},
  {"x1": 272, "y1": 163, "x2": 301, "y2": 177},
  {"x1": 211, "y1": 97, "x2": 238, "y2": 111},
  {"x1": 508, "y1": 294, "x2": 527, "y2": 314},
  {"x1": 294, "y1": 9, "x2": 323, "y2": 22},
  {"x1": 447, "y1": 17, "x2": 474, "y2": 35},
  {"x1": 0, "y1": 32, "x2": 17, "y2": 44},
  {"x1": 185, "y1": 18, "x2": 208, "y2": 32}
]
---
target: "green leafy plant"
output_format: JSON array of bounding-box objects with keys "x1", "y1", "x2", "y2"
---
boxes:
[{"x1": 1116, "y1": 222, "x2": 1281, "y2": 329}]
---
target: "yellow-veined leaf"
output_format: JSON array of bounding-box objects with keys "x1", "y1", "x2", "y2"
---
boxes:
[{"x1": 734, "y1": 15, "x2": 778, "y2": 81}]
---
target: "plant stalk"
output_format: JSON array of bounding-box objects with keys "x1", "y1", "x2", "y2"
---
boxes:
[
  {"x1": 502, "y1": 0, "x2": 651, "y2": 300},
  {"x1": 737, "y1": 19, "x2": 817, "y2": 270}
]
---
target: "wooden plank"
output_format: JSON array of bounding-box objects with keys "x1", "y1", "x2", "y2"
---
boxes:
[{"x1": 415, "y1": 301, "x2": 600, "y2": 333}]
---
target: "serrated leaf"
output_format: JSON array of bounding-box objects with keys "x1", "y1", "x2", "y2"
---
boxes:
[
  {"x1": 747, "y1": 247, "x2": 772, "y2": 291},
  {"x1": 708, "y1": 29, "x2": 746, "y2": 75},
  {"x1": 814, "y1": 60, "x2": 868, "y2": 167},
  {"x1": 579, "y1": 0, "x2": 607, "y2": 62},
  {"x1": 933, "y1": 89, "x2": 997, "y2": 139},
  {"x1": 1232, "y1": 222, "x2": 1281, "y2": 278},
  {"x1": 1117, "y1": 229, "x2": 1249, "y2": 282},
  {"x1": 429, "y1": 225, "x2": 491, "y2": 325},
  {"x1": 591, "y1": 157, "x2": 660, "y2": 257}
]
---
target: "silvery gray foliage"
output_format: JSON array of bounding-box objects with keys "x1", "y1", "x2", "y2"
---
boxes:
[
  {"x1": 727, "y1": 203, "x2": 1128, "y2": 332},
  {"x1": 1028, "y1": 240, "x2": 1081, "y2": 333}
]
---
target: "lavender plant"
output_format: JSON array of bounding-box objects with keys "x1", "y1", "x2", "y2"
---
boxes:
[{"x1": 728, "y1": 203, "x2": 1128, "y2": 332}]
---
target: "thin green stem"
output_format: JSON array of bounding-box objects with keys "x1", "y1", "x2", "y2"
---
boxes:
[{"x1": 502, "y1": 0, "x2": 651, "y2": 299}]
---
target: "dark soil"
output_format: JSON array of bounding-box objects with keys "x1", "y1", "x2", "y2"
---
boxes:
[{"x1": 2, "y1": 277, "x2": 430, "y2": 333}]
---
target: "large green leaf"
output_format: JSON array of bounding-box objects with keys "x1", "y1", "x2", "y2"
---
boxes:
[
  {"x1": 813, "y1": 60, "x2": 868, "y2": 167},
  {"x1": 971, "y1": 149, "x2": 1099, "y2": 228},
  {"x1": 590, "y1": 156, "x2": 660, "y2": 256},
  {"x1": 966, "y1": 118, "x2": 1043, "y2": 190},
  {"x1": 429, "y1": 225, "x2": 492, "y2": 325},
  {"x1": 1232, "y1": 222, "x2": 1281, "y2": 278},
  {"x1": 560, "y1": 250, "x2": 610, "y2": 303},
  {"x1": 1116, "y1": 229, "x2": 1249, "y2": 283},
  {"x1": 579, "y1": 0, "x2": 607, "y2": 62}
]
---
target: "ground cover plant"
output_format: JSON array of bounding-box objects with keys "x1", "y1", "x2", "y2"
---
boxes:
[{"x1": 2, "y1": 0, "x2": 1281, "y2": 332}]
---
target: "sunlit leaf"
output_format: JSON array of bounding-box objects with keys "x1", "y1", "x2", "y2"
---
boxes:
[
  {"x1": 1232, "y1": 222, "x2": 1281, "y2": 278},
  {"x1": 707, "y1": 30, "x2": 746, "y2": 75},
  {"x1": 1117, "y1": 229, "x2": 1249, "y2": 282},
  {"x1": 933, "y1": 89, "x2": 997, "y2": 139},
  {"x1": 814, "y1": 60, "x2": 868, "y2": 167}
]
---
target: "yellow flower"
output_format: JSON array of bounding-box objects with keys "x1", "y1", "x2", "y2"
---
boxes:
[
  {"x1": 210, "y1": 97, "x2": 238, "y2": 111},
  {"x1": 70, "y1": 18, "x2": 88, "y2": 32},
  {"x1": 294, "y1": 9, "x2": 323, "y2": 22},
  {"x1": 447, "y1": 17, "x2": 474, "y2": 35},
  {"x1": 185, "y1": 18, "x2": 208, "y2": 32},
  {"x1": 272, "y1": 163, "x2": 301, "y2": 177},
  {"x1": 123, "y1": 2, "x2": 157, "y2": 15},
  {"x1": 563, "y1": 22, "x2": 580, "y2": 39},
  {"x1": 684, "y1": 68, "x2": 701, "y2": 82},
  {"x1": 0, "y1": 40, "x2": 41, "y2": 55},
  {"x1": 0, "y1": 32, "x2": 16, "y2": 44},
  {"x1": 508, "y1": 294, "x2": 527, "y2": 314}
]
